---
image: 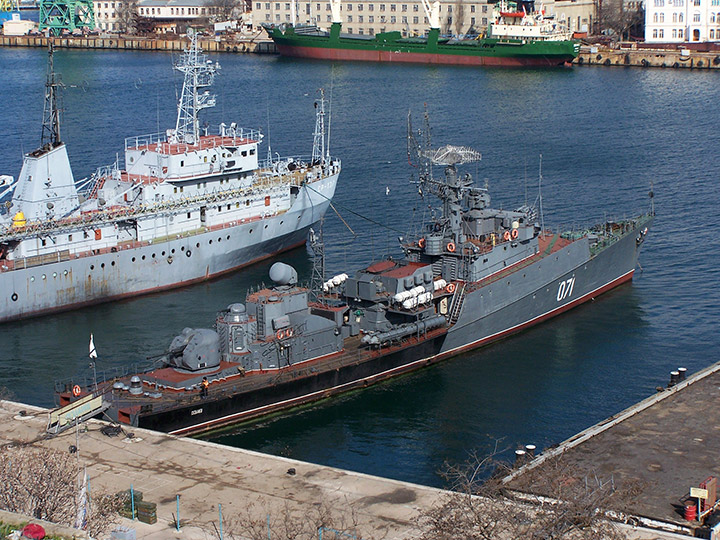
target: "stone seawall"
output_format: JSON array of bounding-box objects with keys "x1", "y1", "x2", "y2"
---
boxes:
[
  {"x1": 575, "y1": 46, "x2": 720, "y2": 69},
  {"x1": 0, "y1": 34, "x2": 277, "y2": 53}
]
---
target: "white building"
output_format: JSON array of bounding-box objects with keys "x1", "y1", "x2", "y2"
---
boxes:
[
  {"x1": 253, "y1": 0, "x2": 594, "y2": 37},
  {"x1": 645, "y1": 0, "x2": 720, "y2": 42},
  {"x1": 93, "y1": 0, "x2": 223, "y2": 32}
]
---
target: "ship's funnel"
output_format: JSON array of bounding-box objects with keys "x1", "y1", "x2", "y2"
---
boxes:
[{"x1": 269, "y1": 263, "x2": 298, "y2": 286}]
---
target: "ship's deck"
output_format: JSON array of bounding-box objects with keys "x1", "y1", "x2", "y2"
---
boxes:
[{"x1": 132, "y1": 135, "x2": 258, "y2": 156}]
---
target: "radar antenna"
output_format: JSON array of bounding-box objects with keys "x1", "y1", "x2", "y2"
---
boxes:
[{"x1": 421, "y1": 145, "x2": 482, "y2": 166}]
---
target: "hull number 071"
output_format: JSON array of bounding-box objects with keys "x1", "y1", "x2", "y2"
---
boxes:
[{"x1": 556, "y1": 276, "x2": 576, "y2": 302}]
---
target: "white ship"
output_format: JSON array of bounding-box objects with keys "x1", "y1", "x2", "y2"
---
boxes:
[{"x1": 0, "y1": 34, "x2": 340, "y2": 323}]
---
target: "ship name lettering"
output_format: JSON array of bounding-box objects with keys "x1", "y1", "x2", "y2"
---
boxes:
[
  {"x1": 191, "y1": 408, "x2": 203, "y2": 415},
  {"x1": 556, "y1": 276, "x2": 576, "y2": 302}
]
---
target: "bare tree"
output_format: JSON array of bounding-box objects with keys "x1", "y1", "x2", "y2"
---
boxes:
[
  {"x1": 419, "y1": 449, "x2": 643, "y2": 540},
  {"x1": 0, "y1": 445, "x2": 122, "y2": 538},
  {"x1": 599, "y1": 0, "x2": 644, "y2": 40},
  {"x1": 205, "y1": 0, "x2": 245, "y2": 22},
  {"x1": 226, "y1": 495, "x2": 367, "y2": 540},
  {"x1": 453, "y1": 0, "x2": 464, "y2": 36},
  {"x1": 116, "y1": 0, "x2": 139, "y2": 34}
]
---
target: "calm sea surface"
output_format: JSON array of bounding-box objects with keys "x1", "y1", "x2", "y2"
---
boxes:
[{"x1": 0, "y1": 48, "x2": 718, "y2": 488}]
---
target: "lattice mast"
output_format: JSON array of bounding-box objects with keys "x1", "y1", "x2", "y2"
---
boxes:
[
  {"x1": 173, "y1": 30, "x2": 219, "y2": 145},
  {"x1": 311, "y1": 88, "x2": 327, "y2": 164},
  {"x1": 41, "y1": 44, "x2": 62, "y2": 149},
  {"x1": 308, "y1": 224, "x2": 325, "y2": 303}
]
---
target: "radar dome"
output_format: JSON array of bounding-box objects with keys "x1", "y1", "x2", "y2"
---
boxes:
[{"x1": 269, "y1": 263, "x2": 298, "y2": 286}]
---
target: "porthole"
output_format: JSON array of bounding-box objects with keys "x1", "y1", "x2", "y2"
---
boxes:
[
  {"x1": 64, "y1": 270, "x2": 68, "y2": 275},
  {"x1": 152, "y1": 253, "x2": 156, "y2": 258},
  {"x1": 132, "y1": 257, "x2": 136, "y2": 262},
  {"x1": 111, "y1": 261, "x2": 115, "y2": 266},
  {"x1": 42, "y1": 274, "x2": 46, "y2": 280},
  {"x1": 89, "y1": 265, "x2": 94, "y2": 270},
  {"x1": 30, "y1": 276, "x2": 35, "y2": 282},
  {"x1": 171, "y1": 249, "x2": 176, "y2": 254},
  {"x1": 249, "y1": 229, "x2": 253, "y2": 234},
  {"x1": 11, "y1": 293, "x2": 18, "y2": 302},
  {"x1": 162, "y1": 251, "x2": 166, "y2": 256},
  {"x1": 264, "y1": 225, "x2": 268, "y2": 229},
  {"x1": 209, "y1": 240, "x2": 213, "y2": 245},
  {"x1": 101, "y1": 263, "x2": 105, "y2": 269},
  {"x1": 226, "y1": 235, "x2": 230, "y2": 240},
  {"x1": 280, "y1": 220, "x2": 284, "y2": 225},
  {"x1": 52, "y1": 272, "x2": 57, "y2": 278},
  {"x1": 186, "y1": 250, "x2": 192, "y2": 257},
  {"x1": 218, "y1": 237, "x2": 221, "y2": 242},
  {"x1": 142, "y1": 255, "x2": 146, "y2": 261},
  {"x1": 196, "y1": 242, "x2": 200, "y2": 248}
]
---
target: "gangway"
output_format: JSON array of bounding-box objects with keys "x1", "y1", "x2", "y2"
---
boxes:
[{"x1": 46, "y1": 392, "x2": 110, "y2": 435}]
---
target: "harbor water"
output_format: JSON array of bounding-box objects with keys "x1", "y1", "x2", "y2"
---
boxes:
[{"x1": 0, "y1": 47, "x2": 718, "y2": 487}]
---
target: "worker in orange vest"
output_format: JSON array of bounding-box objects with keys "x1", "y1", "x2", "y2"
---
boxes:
[{"x1": 200, "y1": 377, "x2": 209, "y2": 398}]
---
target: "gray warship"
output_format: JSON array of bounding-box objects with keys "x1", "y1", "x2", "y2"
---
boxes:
[
  {"x1": 52, "y1": 113, "x2": 653, "y2": 436},
  {"x1": 0, "y1": 35, "x2": 339, "y2": 323}
]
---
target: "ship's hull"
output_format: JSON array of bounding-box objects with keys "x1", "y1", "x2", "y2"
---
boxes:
[
  {"x1": 268, "y1": 25, "x2": 579, "y2": 67},
  {"x1": 0, "y1": 173, "x2": 338, "y2": 322},
  {"x1": 130, "y1": 217, "x2": 651, "y2": 436}
]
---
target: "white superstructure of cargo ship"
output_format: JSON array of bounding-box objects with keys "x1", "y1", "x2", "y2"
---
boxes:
[{"x1": 0, "y1": 35, "x2": 340, "y2": 323}]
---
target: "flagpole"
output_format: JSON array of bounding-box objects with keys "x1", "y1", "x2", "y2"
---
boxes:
[{"x1": 89, "y1": 334, "x2": 98, "y2": 394}]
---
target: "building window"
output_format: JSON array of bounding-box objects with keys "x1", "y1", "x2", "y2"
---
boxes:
[
  {"x1": 471, "y1": 16, "x2": 475, "y2": 24},
  {"x1": 711, "y1": 28, "x2": 715, "y2": 37},
  {"x1": 402, "y1": 3, "x2": 407, "y2": 10},
  {"x1": 694, "y1": 12, "x2": 700, "y2": 21},
  {"x1": 275, "y1": 13, "x2": 280, "y2": 19},
  {"x1": 368, "y1": 3, "x2": 373, "y2": 10},
  {"x1": 380, "y1": 14, "x2": 385, "y2": 21},
  {"x1": 390, "y1": 3, "x2": 396, "y2": 10},
  {"x1": 447, "y1": 15, "x2": 452, "y2": 23},
  {"x1": 347, "y1": 14, "x2": 352, "y2": 21},
  {"x1": 256, "y1": 2, "x2": 260, "y2": 7},
  {"x1": 482, "y1": 4, "x2": 487, "y2": 11},
  {"x1": 653, "y1": 12, "x2": 658, "y2": 21},
  {"x1": 369, "y1": 26, "x2": 373, "y2": 32},
  {"x1": 447, "y1": 4, "x2": 451, "y2": 11},
  {"x1": 379, "y1": 3, "x2": 384, "y2": 9},
  {"x1": 266, "y1": 13, "x2": 270, "y2": 19},
  {"x1": 275, "y1": 2, "x2": 280, "y2": 8},
  {"x1": 659, "y1": 28, "x2": 664, "y2": 37},
  {"x1": 482, "y1": 16, "x2": 487, "y2": 24},
  {"x1": 358, "y1": 14, "x2": 363, "y2": 21},
  {"x1": 347, "y1": 3, "x2": 352, "y2": 9},
  {"x1": 413, "y1": 3, "x2": 418, "y2": 10},
  {"x1": 679, "y1": 28, "x2": 684, "y2": 37},
  {"x1": 391, "y1": 15, "x2": 396, "y2": 22},
  {"x1": 401, "y1": 15, "x2": 406, "y2": 22},
  {"x1": 358, "y1": 3, "x2": 363, "y2": 9},
  {"x1": 285, "y1": 2, "x2": 290, "y2": 8},
  {"x1": 659, "y1": 12, "x2": 664, "y2": 21},
  {"x1": 359, "y1": 27, "x2": 363, "y2": 33},
  {"x1": 369, "y1": 14, "x2": 373, "y2": 21},
  {"x1": 679, "y1": 12, "x2": 684, "y2": 20},
  {"x1": 413, "y1": 15, "x2": 418, "y2": 22},
  {"x1": 326, "y1": 2, "x2": 330, "y2": 9},
  {"x1": 652, "y1": 28, "x2": 658, "y2": 37},
  {"x1": 347, "y1": 26, "x2": 352, "y2": 32}
]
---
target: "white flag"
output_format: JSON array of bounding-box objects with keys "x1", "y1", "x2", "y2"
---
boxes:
[{"x1": 89, "y1": 334, "x2": 97, "y2": 359}]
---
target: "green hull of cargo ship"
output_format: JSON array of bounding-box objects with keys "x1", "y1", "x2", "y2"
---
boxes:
[{"x1": 265, "y1": 23, "x2": 579, "y2": 67}]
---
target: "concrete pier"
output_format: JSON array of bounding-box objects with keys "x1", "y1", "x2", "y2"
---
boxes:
[
  {"x1": 505, "y1": 361, "x2": 720, "y2": 536},
  {"x1": 0, "y1": 34, "x2": 277, "y2": 54},
  {"x1": 575, "y1": 46, "x2": 720, "y2": 69},
  {"x1": 0, "y1": 400, "x2": 443, "y2": 539}
]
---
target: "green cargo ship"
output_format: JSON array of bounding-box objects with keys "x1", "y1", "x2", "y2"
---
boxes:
[{"x1": 264, "y1": 0, "x2": 580, "y2": 67}]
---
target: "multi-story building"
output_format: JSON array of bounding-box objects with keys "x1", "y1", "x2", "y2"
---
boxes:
[
  {"x1": 253, "y1": 0, "x2": 594, "y2": 37},
  {"x1": 645, "y1": 0, "x2": 720, "y2": 42},
  {"x1": 93, "y1": 0, "x2": 225, "y2": 32}
]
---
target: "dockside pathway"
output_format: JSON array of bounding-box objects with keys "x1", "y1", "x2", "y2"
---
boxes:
[
  {"x1": 0, "y1": 398, "x2": 698, "y2": 540},
  {"x1": 0, "y1": 400, "x2": 444, "y2": 539}
]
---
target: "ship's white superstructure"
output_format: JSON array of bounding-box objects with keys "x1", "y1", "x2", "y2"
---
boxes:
[
  {"x1": 0, "y1": 34, "x2": 340, "y2": 323},
  {"x1": 488, "y1": 0, "x2": 574, "y2": 41}
]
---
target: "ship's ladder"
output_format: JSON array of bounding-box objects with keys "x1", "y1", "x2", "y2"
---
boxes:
[
  {"x1": 448, "y1": 282, "x2": 467, "y2": 325},
  {"x1": 46, "y1": 392, "x2": 110, "y2": 435}
]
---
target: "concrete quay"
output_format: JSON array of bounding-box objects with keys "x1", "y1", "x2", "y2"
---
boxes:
[
  {"x1": 0, "y1": 398, "x2": 697, "y2": 540},
  {"x1": 0, "y1": 399, "x2": 443, "y2": 540},
  {"x1": 505, "y1": 361, "x2": 720, "y2": 537},
  {"x1": 575, "y1": 45, "x2": 720, "y2": 69},
  {"x1": 0, "y1": 34, "x2": 277, "y2": 54}
]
